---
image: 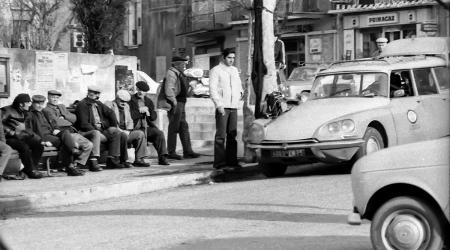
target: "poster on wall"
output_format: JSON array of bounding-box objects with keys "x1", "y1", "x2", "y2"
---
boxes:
[
  {"x1": 35, "y1": 51, "x2": 56, "y2": 91},
  {"x1": 54, "y1": 52, "x2": 69, "y2": 89}
]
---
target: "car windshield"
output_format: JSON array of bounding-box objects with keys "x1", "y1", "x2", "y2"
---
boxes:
[
  {"x1": 288, "y1": 67, "x2": 317, "y2": 81},
  {"x1": 310, "y1": 73, "x2": 389, "y2": 99}
]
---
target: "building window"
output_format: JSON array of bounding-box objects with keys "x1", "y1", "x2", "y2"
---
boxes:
[
  {"x1": 0, "y1": 56, "x2": 11, "y2": 98},
  {"x1": 124, "y1": 0, "x2": 142, "y2": 47}
]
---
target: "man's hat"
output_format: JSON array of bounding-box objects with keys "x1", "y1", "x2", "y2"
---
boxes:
[
  {"x1": 87, "y1": 85, "x2": 101, "y2": 93},
  {"x1": 376, "y1": 37, "x2": 388, "y2": 43},
  {"x1": 32, "y1": 95, "x2": 46, "y2": 103},
  {"x1": 13, "y1": 93, "x2": 31, "y2": 104},
  {"x1": 47, "y1": 90, "x2": 62, "y2": 96},
  {"x1": 116, "y1": 89, "x2": 131, "y2": 102},
  {"x1": 171, "y1": 56, "x2": 188, "y2": 62},
  {"x1": 135, "y1": 81, "x2": 149, "y2": 92}
]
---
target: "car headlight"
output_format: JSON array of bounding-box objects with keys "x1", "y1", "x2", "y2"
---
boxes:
[
  {"x1": 248, "y1": 123, "x2": 265, "y2": 144},
  {"x1": 316, "y1": 119, "x2": 356, "y2": 140}
]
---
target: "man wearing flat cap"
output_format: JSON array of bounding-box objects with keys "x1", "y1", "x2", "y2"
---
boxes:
[
  {"x1": 27, "y1": 95, "x2": 91, "y2": 176},
  {"x1": 129, "y1": 81, "x2": 169, "y2": 165},
  {"x1": 75, "y1": 86, "x2": 125, "y2": 169},
  {"x1": 1, "y1": 93, "x2": 44, "y2": 178},
  {"x1": 372, "y1": 37, "x2": 388, "y2": 57},
  {"x1": 44, "y1": 90, "x2": 99, "y2": 172},
  {"x1": 105, "y1": 89, "x2": 150, "y2": 167},
  {"x1": 158, "y1": 56, "x2": 199, "y2": 160}
]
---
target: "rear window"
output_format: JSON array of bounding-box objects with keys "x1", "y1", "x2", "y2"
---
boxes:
[
  {"x1": 413, "y1": 68, "x2": 438, "y2": 95},
  {"x1": 434, "y1": 67, "x2": 450, "y2": 91}
]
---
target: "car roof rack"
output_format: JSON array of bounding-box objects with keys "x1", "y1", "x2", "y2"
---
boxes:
[{"x1": 328, "y1": 58, "x2": 389, "y2": 69}]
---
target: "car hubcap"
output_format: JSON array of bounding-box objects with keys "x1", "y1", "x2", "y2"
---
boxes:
[
  {"x1": 383, "y1": 213, "x2": 429, "y2": 250},
  {"x1": 366, "y1": 136, "x2": 380, "y2": 154}
]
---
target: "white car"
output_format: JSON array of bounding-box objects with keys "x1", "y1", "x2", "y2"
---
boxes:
[
  {"x1": 348, "y1": 137, "x2": 449, "y2": 250},
  {"x1": 248, "y1": 37, "x2": 449, "y2": 177}
]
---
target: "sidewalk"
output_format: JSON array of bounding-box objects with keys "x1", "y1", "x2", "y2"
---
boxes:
[{"x1": 0, "y1": 148, "x2": 217, "y2": 216}]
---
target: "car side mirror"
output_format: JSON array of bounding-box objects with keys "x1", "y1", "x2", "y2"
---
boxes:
[{"x1": 393, "y1": 89, "x2": 405, "y2": 97}]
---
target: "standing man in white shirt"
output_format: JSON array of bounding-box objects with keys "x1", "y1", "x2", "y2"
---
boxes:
[{"x1": 209, "y1": 48, "x2": 243, "y2": 170}]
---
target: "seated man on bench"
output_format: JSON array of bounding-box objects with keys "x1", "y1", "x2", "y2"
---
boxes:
[
  {"x1": 26, "y1": 95, "x2": 89, "y2": 176},
  {"x1": 1, "y1": 93, "x2": 44, "y2": 179}
]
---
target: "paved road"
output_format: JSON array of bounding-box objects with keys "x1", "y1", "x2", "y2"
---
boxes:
[{"x1": 0, "y1": 163, "x2": 371, "y2": 250}]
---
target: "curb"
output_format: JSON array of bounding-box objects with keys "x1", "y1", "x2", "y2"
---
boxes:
[{"x1": 0, "y1": 170, "x2": 213, "y2": 216}]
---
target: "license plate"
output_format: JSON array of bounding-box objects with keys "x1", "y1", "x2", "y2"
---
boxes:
[{"x1": 272, "y1": 149, "x2": 305, "y2": 158}]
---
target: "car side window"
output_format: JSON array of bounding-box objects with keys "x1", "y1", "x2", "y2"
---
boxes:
[
  {"x1": 413, "y1": 68, "x2": 438, "y2": 95},
  {"x1": 433, "y1": 66, "x2": 450, "y2": 91},
  {"x1": 390, "y1": 70, "x2": 414, "y2": 97}
]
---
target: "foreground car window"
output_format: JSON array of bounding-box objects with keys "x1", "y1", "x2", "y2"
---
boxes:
[
  {"x1": 310, "y1": 73, "x2": 388, "y2": 99},
  {"x1": 288, "y1": 67, "x2": 317, "y2": 81}
]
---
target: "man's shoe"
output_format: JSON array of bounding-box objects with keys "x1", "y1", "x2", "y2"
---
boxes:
[
  {"x1": 122, "y1": 162, "x2": 133, "y2": 168},
  {"x1": 25, "y1": 170, "x2": 43, "y2": 179},
  {"x1": 66, "y1": 165, "x2": 84, "y2": 176},
  {"x1": 106, "y1": 157, "x2": 124, "y2": 169},
  {"x1": 167, "y1": 153, "x2": 183, "y2": 160},
  {"x1": 133, "y1": 159, "x2": 150, "y2": 167},
  {"x1": 88, "y1": 159, "x2": 103, "y2": 172},
  {"x1": 158, "y1": 156, "x2": 170, "y2": 165},
  {"x1": 228, "y1": 163, "x2": 243, "y2": 170},
  {"x1": 183, "y1": 152, "x2": 200, "y2": 159}
]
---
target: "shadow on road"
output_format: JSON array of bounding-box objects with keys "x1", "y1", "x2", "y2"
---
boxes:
[
  {"x1": 17, "y1": 208, "x2": 348, "y2": 224},
  {"x1": 210, "y1": 162, "x2": 352, "y2": 183},
  {"x1": 168, "y1": 235, "x2": 372, "y2": 250}
]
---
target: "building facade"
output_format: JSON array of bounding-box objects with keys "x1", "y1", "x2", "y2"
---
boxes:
[{"x1": 330, "y1": 0, "x2": 450, "y2": 60}]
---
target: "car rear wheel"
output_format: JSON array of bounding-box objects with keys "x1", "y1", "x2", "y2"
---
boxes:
[
  {"x1": 260, "y1": 162, "x2": 287, "y2": 178},
  {"x1": 355, "y1": 127, "x2": 384, "y2": 160},
  {"x1": 371, "y1": 196, "x2": 444, "y2": 250}
]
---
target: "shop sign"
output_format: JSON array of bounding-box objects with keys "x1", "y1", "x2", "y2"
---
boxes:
[
  {"x1": 421, "y1": 22, "x2": 438, "y2": 32},
  {"x1": 310, "y1": 38, "x2": 322, "y2": 54},
  {"x1": 367, "y1": 13, "x2": 398, "y2": 25}
]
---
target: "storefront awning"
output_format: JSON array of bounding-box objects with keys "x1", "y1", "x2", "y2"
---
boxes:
[
  {"x1": 328, "y1": 0, "x2": 437, "y2": 14},
  {"x1": 228, "y1": 12, "x2": 329, "y2": 26}
]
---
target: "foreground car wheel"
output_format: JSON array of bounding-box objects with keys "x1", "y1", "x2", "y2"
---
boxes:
[
  {"x1": 260, "y1": 163, "x2": 287, "y2": 177},
  {"x1": 371, "y1": 196, "x2": 444, "y2": 250},
  {"x1": 355, "y1": 127, "x2": 384, "y2": 160}
]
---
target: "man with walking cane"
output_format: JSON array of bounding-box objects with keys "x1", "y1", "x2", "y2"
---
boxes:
[{"x1": 129, "y1": 81, "x2": 170, "y2": 165}]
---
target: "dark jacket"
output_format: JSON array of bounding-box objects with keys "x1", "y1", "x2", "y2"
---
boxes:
[
  {"x1": 129, "y1": 94, "x2": 158, "y2": 129},
  {"x1": 1, "y1": 105, "x2": 32, "y2": 137},
  {"x1": 74, "y1": 97, "x2": 118, "y2": 132},
  {"x1": 44, "y1": 103, "x2": 77, "y2": 126},
  {"x1": 26, "y1": 108, "x2": 58, "y2": 140}
]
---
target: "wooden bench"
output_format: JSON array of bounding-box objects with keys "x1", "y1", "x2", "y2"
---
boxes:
[{"x1": 4, "y1": 146, "x2": 59, "y2": 177}]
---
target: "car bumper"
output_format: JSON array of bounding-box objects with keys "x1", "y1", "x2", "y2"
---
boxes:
[{"x1": 248, "y1": 139, "x2": 364, "y2": 163}]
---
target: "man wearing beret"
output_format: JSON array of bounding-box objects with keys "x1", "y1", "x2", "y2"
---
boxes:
[
  {"x1": 75, "y1": 86, "x2": 125, "y2": 169},
  {"x1": 129, "y1": 81, "x2": 169, "y2": 165},
  {"x1": 27, "y1": 95, "x2": 89, "y2": 176},
  {"x1": 1, "y1": 93, "x2": 44, "y2": 178},
  {"x1": 105, "y1": 89, "x2": 150, "y2": 167},
  {"x1": 159, "y1": 56, "x2": 199, "y2": 160},
  {"x1": 44, "y1": 90, "x2": 102, "y2": 172}
]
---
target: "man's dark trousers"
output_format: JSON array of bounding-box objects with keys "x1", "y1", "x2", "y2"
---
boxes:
[
  {"x1": 167, "y1": 102, "x2": 193, "y2": 155},
  {"x1": 214, "y1": 108, "x2": 238, "y2": 168},
  {"x1": 147, "y1": 127, "x2": 168, "y2": 156},
  {"x1": 6, "y1": 135, "x2": 43, "y2": 174}
]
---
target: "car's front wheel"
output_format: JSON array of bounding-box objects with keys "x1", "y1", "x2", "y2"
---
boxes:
[
  {"x1": 260, "y1": 162, "x2": 287, "y2": 177},
  {"x1": 371, "y1": 196, "x2": 445, "y2": 250},
  {"x1": 355, "y1": 127, "x2": 384, "y2": 160}
]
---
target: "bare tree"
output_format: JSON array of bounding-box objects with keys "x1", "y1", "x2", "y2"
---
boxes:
[
  {"x1": 11, "y1": 0, "x2": 64, "y2": 50},
  {"x1": 71, "y1": 0, "x2": 129, "y2": 54}
]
